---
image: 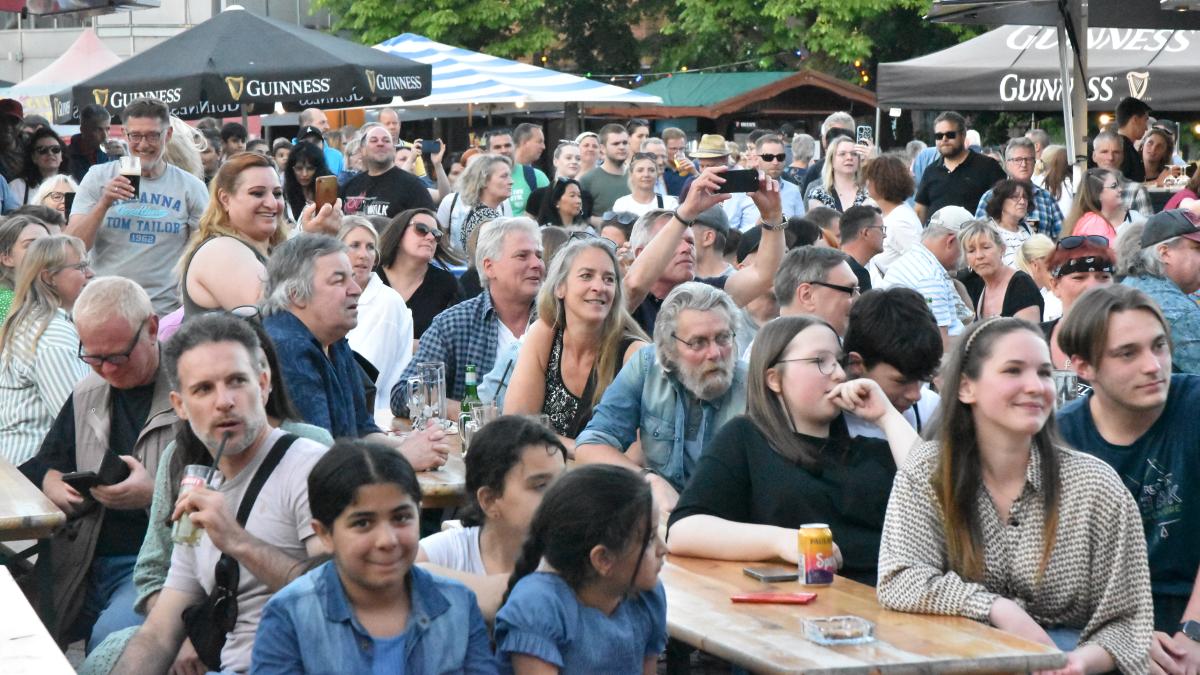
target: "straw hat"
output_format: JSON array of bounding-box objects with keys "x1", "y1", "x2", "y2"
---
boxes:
[{"x1": 688, "y1": 134, "x2": 731, "y2": 159}]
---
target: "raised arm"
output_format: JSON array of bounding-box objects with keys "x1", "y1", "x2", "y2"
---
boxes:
[{"x1": 724, "y1": 174, "x2": 784, "y2": 306}]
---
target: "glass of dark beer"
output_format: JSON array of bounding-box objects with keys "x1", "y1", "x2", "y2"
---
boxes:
[{"x1": 119, "y1": 155, "x2": 141, "y2": 200}]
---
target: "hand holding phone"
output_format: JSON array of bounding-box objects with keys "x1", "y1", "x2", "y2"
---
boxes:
[
  {"x1": 856, "y1": 125, "x2": 874, "y2": 145},
  {"x1": 716, "y1": 168, "x2": 761, "y2": 194},
  {"x1": 422, "y1": 139, "x2": 442, "y2": 156},
  {"x1": 315, "y1": 175, "x2": 338, "y2": 211}
]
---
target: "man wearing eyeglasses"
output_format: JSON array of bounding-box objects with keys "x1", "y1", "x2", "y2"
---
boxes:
[
  {"x1": 576, "y1": 282, "x2": 748, "y2": 513},
  {"x1": 774, "y1": 246, "x2": 860, "y2": 337},
  {"x1": 974, "y1": 137, "x2": 1064, "y2": 238},
  {"x1": 914, "y1": 111, "x2": 1005, "y2": 225},
  {"x1": 19, "y1": 277, "x2": 180, "y2": 649},
  {"x1": 66, "y1": 98, "x2": 209, "y2": 315}
]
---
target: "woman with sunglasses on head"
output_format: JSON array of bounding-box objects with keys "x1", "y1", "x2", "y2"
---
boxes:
[
  {"x1": 31, "y1": 174, "x2": 79, "y2": 217},
  {"x1": 877, "y1": 317, "x2": 1151, "y2": 675},
  {"x1": 1064, "y1": 169, "x2": 1131, "y2": 243},
  {"x1": 504, "y1": 238, "x2": 650, "y2": 451},
  {"x1": 377, "y1": 208, "x2": 462, "y2": 341},
  {"x1": 177, "y1": 153, "x2": 289, "y2": 319},
  {"x1": 957, "y1": 220, "x2": 1043, "y2": 324},
  {"x1": 0, "y1": 235, "x2": 92, "y2": 465},
  {"x1": 10, "y1": 127, "x2": 69, "y2": 205},
  {"x1": 612, "y1": 153, "x2": 678, "y2": 218},
  {"x1": 806, "y1": 136, "x2": 870, "y2": 213},
  {"x1": 338, "y1": 216, "x2": 414, "y2": 416},
  {"x1": 667, "y1": 315, "x2": 918, "y2": 585},
  {"x1": 1038, "y1": 235, "x2": 1115, "y2": 371}
]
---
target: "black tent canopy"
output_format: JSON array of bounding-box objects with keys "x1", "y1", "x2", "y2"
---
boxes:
[{"x1": 51, "y1": 6, "x2": 431, "y2": 122}]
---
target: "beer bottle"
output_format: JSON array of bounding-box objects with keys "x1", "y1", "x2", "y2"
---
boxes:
[{"x1": 463, "y1": 365, "x2": 482, "y2": 417}]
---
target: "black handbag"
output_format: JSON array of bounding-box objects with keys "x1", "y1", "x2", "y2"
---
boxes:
[{"x1": 181, "y1": 433, "x2": 297, "y2": 671}]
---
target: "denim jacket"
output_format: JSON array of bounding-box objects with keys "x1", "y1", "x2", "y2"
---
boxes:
[
  {"x1": 575, "y1": 345, "x2": 748, "y2": 492},
  {"x1": 252, "y1": 561, "x2": 497, "y2": 674}
]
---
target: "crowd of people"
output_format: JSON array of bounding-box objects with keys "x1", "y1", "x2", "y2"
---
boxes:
[{"x1": 0, "y1": 91, "x2": 1195, "y2": 675}]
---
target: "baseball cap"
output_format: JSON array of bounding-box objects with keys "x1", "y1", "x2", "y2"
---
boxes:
[
  {"x1": 0, "y1": 99, "x2": 24, "y2": 123},
  {"x1": 692, "y1": 205, "x2": 729, "y2": 237},
  {"x1": 927, "y1": 206, "x2": 974, "y2": 234},
  {"x1": 1141, "y1": 209, "x2": 1200, "y2": 247},
  {"x1": 297, "y1": 125, "x2": 323, "y2": 141}
]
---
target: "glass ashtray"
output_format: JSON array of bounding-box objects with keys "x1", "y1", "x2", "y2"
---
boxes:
[{"x1": 803, "y1": 616, "x2": 875, "y2": 645}]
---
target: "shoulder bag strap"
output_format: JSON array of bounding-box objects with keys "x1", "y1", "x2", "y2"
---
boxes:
[{"x1": 234, "y1": 433, "x2": 299, "y2": 526}]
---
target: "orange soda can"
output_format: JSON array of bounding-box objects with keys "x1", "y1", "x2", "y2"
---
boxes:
[{"x1": 798, "y1": 523, "x2": 835, "y2": 586}]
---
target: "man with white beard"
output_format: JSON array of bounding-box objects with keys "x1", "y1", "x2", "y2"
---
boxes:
[{"x1": 575, "y1": 282, "x2": 748, "y2": 512}]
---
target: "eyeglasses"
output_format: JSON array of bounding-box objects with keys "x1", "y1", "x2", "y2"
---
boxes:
[
  {"x1": 1103, "y1": 182, "x2": 1120, "y2": 190},
  {"x1": 46, "y1": 191, "x2": 71, "y2": 201},
  {"x1": 671, "y1": 331, "x2": 736, "y2": 353},
  {"x1": 776, "y1": 352, "x2": 843, "y2": 376},
  {"x1": 1006, "y1": 156, "x2": 1035, "y2": 165},
  {"x1": 34, "y1": 145, "x2": 62, "y2": 156},
  {"x1": 50, "y1": 260, "x2": 91, "y2": 274},
  {"x1": 934, "y1": 131, "x2": 959, "y2": 141},
  {"x1": 758, "y1": 153, "x2": 786, "y2": 163},
  {"x1": 809, "y1": 280, "x2": 861, "y2": 296},
  {"x1": 1058, "y1": 235, "x2": 1110, "y2": 250},
  {"x1": 411, "y1": 221, "x2": 442, "y2": 239},
  {"x1": 126, "y1": 130, "x2": 165, "y2": 145},
  {"x1": 79, "y1": 318, "x2": 147, "y2": 366},
  {"x1": 601, "y1": 211, "x2": 639, "y2": 226},
  {"x1": 1007, "y1": 195, "x2": 1029, "y2": 203}
]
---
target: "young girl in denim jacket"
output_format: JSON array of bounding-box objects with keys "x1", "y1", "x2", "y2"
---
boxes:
[{"x1": 494, "y1": 464, "x2": 668, "y2": 674}]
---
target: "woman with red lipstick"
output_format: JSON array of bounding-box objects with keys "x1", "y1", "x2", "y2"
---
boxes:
[
  {"x1": 877, "y1": 317, "x2": 1152, "y2": 675},
  {"x1": 178, "y1": 153, "x2": 288, "y2": 318},
  {"x1": 504, "y1": 237, "x2": 648, "y2": 448}
]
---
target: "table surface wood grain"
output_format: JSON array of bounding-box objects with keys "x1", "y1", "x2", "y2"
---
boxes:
[
  {"x1": 0, "y1": 458, "x2": 64, "y2": 542},
  {"x1": 0, "y1": 566, "x2": 73, "y2": 674},
  {"x1": 662, "y1": 555, "x2": 1068, "y2": 675}
]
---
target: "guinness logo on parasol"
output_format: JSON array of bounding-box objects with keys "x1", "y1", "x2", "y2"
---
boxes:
[
  {"x1": 92, "y1": 89, "x2": 110, "y2": 107},
  {"x1": 365, "y1": 70, "x2": 377, "y2": 94},
  {"x1": 1126, "y1": 71, "x2": 1150, "y2": 101},
  {"x1": 225, "y1": 76, "x2": 246, "y2": 101}
]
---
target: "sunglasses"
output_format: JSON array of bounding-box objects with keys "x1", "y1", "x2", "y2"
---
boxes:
[
  {"x1": 34, "y1": 145, "x2": 62, "y2": 156},
  {"x1": 411, "y1": 221, "x2": 442, "y2": 239},
  {"x1": 566, "y1": 229, "x2": 619, "y2": 250},
  {"x1": 810, "y1": 280, "x2": 861, "y2": 296},
  {"x1": 631, "y1": 152, "x2": 659, "y2": 161},
  {"x1": 758, "y1": 153, "x2": 786, "y2": 163},
  {"x1": 934, "y1": 131, "x2": 959, "y2": 141},
  {"x1": 1058, "y1": 235, "x2": 1109, "y2": 250},
  {"x1": 601, "y1": 211, "x2": 639, "y2": 226}
]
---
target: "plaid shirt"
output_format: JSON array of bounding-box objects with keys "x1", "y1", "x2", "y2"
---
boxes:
[
  {"x1": 390, "y1": 290, "x2": 509, "y2": 416},
  {"x1": 1120, "y1": 177, "x2": 1152, "y2": 216},
  {"x1": 975, "y1": 184, "x2": 1064, "y2": 239}
]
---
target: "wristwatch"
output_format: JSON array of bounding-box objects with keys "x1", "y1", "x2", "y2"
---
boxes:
[
  {"x1": 1181, "y1": 620, "x2": 1200, "y2": 642},
  {"x1": 759, "y1": 216, "x2": 785, "y2": 231}
]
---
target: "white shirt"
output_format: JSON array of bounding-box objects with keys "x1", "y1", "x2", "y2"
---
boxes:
[
  {"x1": 346, "y1": 273, "x2": 415, "y2": 415},
  {"x1": 611, "y1": 192, "x2": 678, "y2": 218},
  {"x1": 844, "y1": 387, "x2": 941, "y2": 439},
  {"x1": 497, "y1": 320, "x2": 519, "y2": 356},
  {"x1": 419, "y1": 526, "x2": 486, "y2": 575},
  {"x1": 871, "y1": 204, "x2": 923, "y2": 274}
]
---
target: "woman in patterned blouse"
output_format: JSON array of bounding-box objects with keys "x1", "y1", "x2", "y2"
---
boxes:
[
  {"x1": 805, "y1": 136, "x2": 870, "y2": 213},
  {"x1": 877, "y1": 317, "x2": 1153, "y2": 675}
]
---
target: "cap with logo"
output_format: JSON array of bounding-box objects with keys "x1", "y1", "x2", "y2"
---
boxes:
[
  {"x1": 688, "y1": 134, "x2": 731, "y2": 159},
  {"x1": 297, "y1": 126, "x2": 323, "y2": 141},
  {"x1": 0, "y1": 99, "x2": 24, "y2": 123},
  {"x1": 1140, "y1": 209, "x2": 1200, "y2": 248}
]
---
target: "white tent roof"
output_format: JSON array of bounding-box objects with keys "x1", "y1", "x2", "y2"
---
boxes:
[{"x1": 373, "y1": 33, "x2": 661, "y2": 115}]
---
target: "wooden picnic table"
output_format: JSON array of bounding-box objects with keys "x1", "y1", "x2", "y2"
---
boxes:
[
  {"x1": 0, "y1": 457, "x2": 64, "y2": 542},
  {"x1": 418, "y1": 451, "x2": 467, "y2": 509},
  {"x1": 662, "y1": 555, "x2": 1067, "y2": 674},
  {"x1": 0, "y1": 566, "x2": 72, "y2": 675}
]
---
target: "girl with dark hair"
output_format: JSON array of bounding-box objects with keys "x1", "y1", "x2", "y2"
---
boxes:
[
  {"x1": 416, "y1": 416, "x2": 566, "y2": 619},
  {"x1": 667, "y1": 315, "x2": 917, "y2": 585},
  {"x1": 252, "y1": 440, "x2": 495, "y2": 673},
  {"x1": 877, "y1": 318, "x2": 1152, "y2": 674},
  {"x1": 495, "y1": 463, "x2": 667, "y2": 673},
  {"x1": 534, "y1": 177, "x2": 587, "y2": 228},
  {"x1": 10, "y1": 127, "x2": 68, "y2": 204},
  {"x1": 376, "y1": 208, "x2": 462, "y2": 339},
  {"x1": 282, "y1": 141, "x2": 332, "y2": 224}
]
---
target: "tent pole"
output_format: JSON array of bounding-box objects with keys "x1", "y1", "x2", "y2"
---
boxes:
[
  {"x1": 874, "y1": 107, "x2": 881, "y2": 148},
  {"x1": 1061, "y1": 0, "x2": 1089, "y2": 170},
  {"x1": 1056, "y1": 23, "x2": 1075, "y2": 162},
  {"x1": 240, "y1": 103, "x2": 248, "y2": 128}
]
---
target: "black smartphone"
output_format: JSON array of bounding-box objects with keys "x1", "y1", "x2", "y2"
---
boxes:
[
  {"x1": 743, "y1": 565, "x2": 800, "y2": 583},
  {"x1": 63, "y1": 192, "x2": 76, "y2": 214},
  {"x1": 856, "y1": 125, "x2": 873, "y2": 145},
  {"x1": 716, "y1": 168, "x2": 760, "y2": 194},
  {"x1": 61, "y1": 471, "x2": 105, "y2": 492},
  {"x1": 62, "y1": 451, "x2": 130, "y2": 492},
  {"x1": 422, "y1": 139, "x2": 441, "y2": 156}
]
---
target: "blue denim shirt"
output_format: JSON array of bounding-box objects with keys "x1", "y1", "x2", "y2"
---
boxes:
[
  {"x1": 252, "y1": 561, "x2": 498, "y2": 674},
  {"x1": 1123, "y1": 275, "x2": 1200, "y2": 374},
  {"x1": 575, "y1": 345, "x2": 748, "y2": 492},
  {"x1": 263, "y1": 310, "x2": 381, "y2": 439}
]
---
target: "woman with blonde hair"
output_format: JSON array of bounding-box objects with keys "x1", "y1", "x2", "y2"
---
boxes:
[
  {"x1": 1140, "y1": 127, "x2": 1174, "y2": 186},
  {"x1": 177, "y1": 152, "x2": 289, "y2": 317},
  {"x1": 504, "y1": 236, "x2": 649, "y2": 449},
  {"x1": 0, "y1": 235, "x2": 92, "y2": 464},
  {"x1": 958, "y1": 220, "x2": 1042, "y2": 323},
  {"x1": 1032, "y1": 144, "x2": 1078, "y2": 222},
  {"x1": 612, "y1": 153, "x2": 678, "y2": 217},
  {"x1": 438, "y1": 154, "x2": 514, "y2": 264},
  {"x1": 806, "y1": 136, "x2": 869, "y2": 213},
  {"x1": 0, "y1": 215, "x2": 50, "y2": 323},
  {"x1": 1014, "y1": 234, "x2": 1061, "y2": 321}
]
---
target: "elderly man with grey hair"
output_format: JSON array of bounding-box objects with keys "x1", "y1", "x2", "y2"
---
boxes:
[
  {"x1": 1118, "y1": 211, "x2": 1200, "y2": 373},
  {"x1": 576, "y1": 281, "x2": 748, "y2": 512},
  {"x1": 392, "y1": 216, "x2": 544, "y2": 419},
  {"x1": 1091, "y1": 129, "x2": 1152, "y2": 215},
  {"x1": 262, "y1": 234, "x2": 447, "y2": 469},
  {"x1": 972, "y1": 136, "x2": 1064, "y2": 238}
]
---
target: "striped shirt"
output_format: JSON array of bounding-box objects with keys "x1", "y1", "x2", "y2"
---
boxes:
[
  {"x1": 878, "y1": 440, "x2": 1152, "y2": 675},
  {"x1": 0, "y1": 308, "x2": 89, "y2": 465},
  {"x1": 881, "y1": 244, "x2": 966, "y2": 336}
]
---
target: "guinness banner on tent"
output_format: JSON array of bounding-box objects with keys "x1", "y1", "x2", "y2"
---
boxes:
[
  {"x1": 878, "y1": 26, "x2": 1198, "y2": 111},
  {"x1": 51, "y1": 6, "x2": 430, "y2": 122}
]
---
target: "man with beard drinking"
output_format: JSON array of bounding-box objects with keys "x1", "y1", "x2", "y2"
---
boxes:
[
  {"x1": 576, "y1": 282, "x2": 748, "y2": 512},
  {"x1": 113, "y1": 314, "x2": 330, "y2": 674}
]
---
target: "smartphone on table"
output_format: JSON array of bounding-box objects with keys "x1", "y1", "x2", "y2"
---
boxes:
[{"x1": 743, "y1": 565, "x2": 800, "y2": 583}]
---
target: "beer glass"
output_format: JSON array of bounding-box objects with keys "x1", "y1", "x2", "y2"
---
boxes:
[
  {"x1": 460, "y1": 402, "x2": 500, "y2": 453},
  {"x1": 119, "y1": 155, "x2": 141, "y2": 200},
  {"x1": 407, "y1": 361, "x2": 447, "y2": 429}
]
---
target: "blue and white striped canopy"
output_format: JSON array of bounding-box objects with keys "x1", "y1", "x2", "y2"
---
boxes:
[{"x1": 374, "y1": 33, "x2": 662, "y2": 107}]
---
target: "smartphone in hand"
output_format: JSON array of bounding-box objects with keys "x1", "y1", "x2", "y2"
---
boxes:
[
  {"x1": 716, "y1": 169, "x2": 760, "y2": 194},
  {"x1": 856, "y1": 125, "x2": 874, "y2": 145},
  {"x1": 315, "y1": 175, "x2": 338, "y2": 211}
]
